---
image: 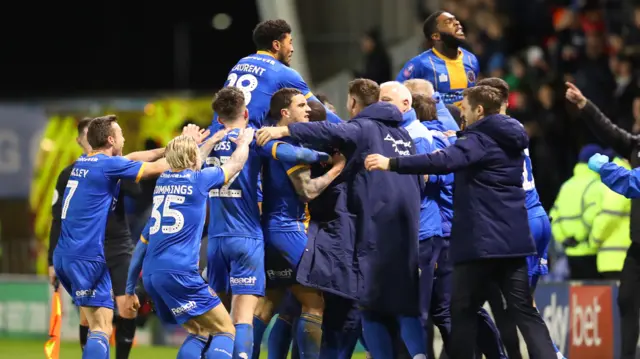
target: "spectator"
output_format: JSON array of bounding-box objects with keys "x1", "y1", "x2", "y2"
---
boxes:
[{"x1": 353, "y1": 28, "x2": 391, "y2": 84}]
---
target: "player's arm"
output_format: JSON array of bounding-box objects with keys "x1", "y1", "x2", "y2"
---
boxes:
[
  {"x1": 366, "y1": 133, "x2": 488, "y2": 174},
  {"x1": 396, "y1": 58, "x2": 424, "y2": 82},
  {"x1": 287, "y1": 153, "x2": 345, "y2": 202},
  {"x1": 424, "y1": 137, "x2": 454, "y2": 186},
  {"x1": 125, "y1": 148, "x2": 165, "y2": 162},
  {"x1": 199, "y1": 128, "x2": 254, "y2": 192},
  {"x1": 258, "y1": 140, "x2": 330, "y2": 164},
  {"x1": 199, "y1": 129, "x2": 228, "y2": 163},
  {"x1": 599, "y1": 162, "x2": 640, "y2": 198},
  {"x1": 126, "y1": 233, "x2": 148, "y2": 296}
]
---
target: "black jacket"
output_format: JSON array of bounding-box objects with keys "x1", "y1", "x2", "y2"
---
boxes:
[{"x1": 579, "y1": 100, "x2": 640, "y2": 244}]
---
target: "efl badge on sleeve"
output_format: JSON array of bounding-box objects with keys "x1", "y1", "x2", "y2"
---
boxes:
[{"x1": 403, "y1": 63, "x2": 414, "y2": 78}]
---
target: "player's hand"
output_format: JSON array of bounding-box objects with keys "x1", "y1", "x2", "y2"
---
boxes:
[
  {"x1": 125, "y1": 294, "x2": 140, "y2": 313},
  {"x1": 331, "y1": 153, "x2": 346, "y2": 171},
  {"x1": 182, "y1": 124, "x2": 210, "y2": 144},
  {"x1": 48, "y1": 266, "x2": 57, "y2": 287},
  {"x1": 587, "y1": 153, "x2": 609, "y2": 173},
  {"x1": 231, "y1": 128, "x2": 255, "y2": 148},
  {"x1": 209, "y1": 129, "x2": 229, "y2": 145},
  {"x1": 364, "y1": 154, "x2": 390, "y2": 171},
  {"x1": 565, "y1": 82, "x2": 587, "y2": 109},
  {"x1": 443, "y1": 130, "x2": 457, "y2": 138},
  {"x1": 256, "y1": 127, "x2": 288, "y2": 146}
]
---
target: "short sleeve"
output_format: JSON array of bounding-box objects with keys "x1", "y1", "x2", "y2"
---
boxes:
[
  {"x1": 282, "y1": 159, "x2": 309, "y2": 176},
  {"x1": 282, "y1": 68, "x2": 313, "y2": 99},
  {"x1": 104, "y1": 156, "x2": 145, "y2": 182},
  {"x1": 396, "y1": 58, "x2": 422, "y2": 82},
  {"x1": 197, "y1": 167, "x2": 227, "y2": 194}
]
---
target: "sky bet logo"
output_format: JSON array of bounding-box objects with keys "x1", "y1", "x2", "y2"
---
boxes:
[{"x1": 230, "y1": 276, "x2": 257, "y2": 286}]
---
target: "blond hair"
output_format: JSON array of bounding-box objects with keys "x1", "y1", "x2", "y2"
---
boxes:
[
  {"x1": 166, "y1": 135, "x2": 199, "y2": 171},
  {"x1": 404, "y1": 79, "x2": 434, "y2": 97}
]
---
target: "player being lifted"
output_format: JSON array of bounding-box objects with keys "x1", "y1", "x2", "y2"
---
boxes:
[
  {"x1": 125, "y1": 128, "x2": 255, "y2": 359},
  {"x1": 52, "y1": 115, "x2": 179, "y2": 359},
  {"x1": 397, "y1": 11, "x2": 479, "y2": 107},
  {"x1": 259, "y1": 88, "x2": 345, "y2": 359},
  {"x1": 216, "y1": 19, "x2": 341, "y2": 129},
  {"x1": 205, "y1": 87, "x2": 330, "y2": 359}
]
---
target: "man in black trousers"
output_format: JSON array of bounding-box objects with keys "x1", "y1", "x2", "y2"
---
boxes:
[{"x1": 365, "y1": 85, "x2": 556, "y2": 359}]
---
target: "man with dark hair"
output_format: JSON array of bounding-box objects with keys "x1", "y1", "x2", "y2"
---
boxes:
[
  {"x1": 412, "y1": 94, "x2": 437, "y2": 121},
  {"x1": 205, "y1": 86, "x2": 330, "y2": 359},
  {"x1": 479, "y1": 77, "x2": 566, "y2": 359},
  {"x1": 52, "y1": 115, "x2": 197, "y2": 359},
  {"x1": 48, "y1": 117, "x2": 146, "y2": 359},
  {"x1": 397, "y1": 11, "x2": 479, "y2": 108},
  {"x1": 256, "y1": 79, "x2": 424, "y2": 359},
  {"x1": 365, "y1": 86, "x2": 558, "y2": 359},
  {"x1": 215, "y1": 19, "x2": 341, "y2": 130}
]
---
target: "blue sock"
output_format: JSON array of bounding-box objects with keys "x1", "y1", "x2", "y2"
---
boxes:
[
  {"x1": 234, "y1": 323, "x2": 253, "y2": 359},
  {"x1": 83, "y1": 331, "x2": 110, "y2": 359},
  {"x1": 252, "y1": 316, "x2": 268, "y2": 359},
  {"x1": 177, "y1": 334, "x2": 208, "y2": 359},
  {"x1": 206, "y1": 332, "x2": 235, "y2": 359},
  {"x1": 397, "y1": 316, "x2": 427, "y2": 359},
  {"x1": 267, "y1": 316, "x2": 293, "y2": 359},
  {"x1": 361, "y1": 310, "x2": 394, "y2": 359},
  {"x1": 296, "y1": 313, "x2": 322, "y2": 359}
]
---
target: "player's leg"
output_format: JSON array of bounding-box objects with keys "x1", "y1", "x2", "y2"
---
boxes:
[
  {"x1": 227, "y1": 237, "x2": 266, "y2": 359},
  {"x1": 109, "y1": 253, "x2": 137, "y2": 359},
  {"x1": 529, "y1": 215, "x2": 566, "y2": 359},
  {"x1": 274, "y1": 231, "x2": 323, "y2": 359},
  {"x1": 79, "y1": 308, "x2": 90, "y2": 350},
  {"x1": 269, "y1": 291, "x2": 300, "y2": 359},
  {"x1": 155, "y1": 270, "x2": 236, "y2": 359},
  {"x1": 66, "y1": 259, "x2": 115, "y2": 359}
]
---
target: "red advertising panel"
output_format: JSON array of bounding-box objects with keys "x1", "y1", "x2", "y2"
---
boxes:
[{"x1": 568, "y1": 285, "x2": 614, "y2": 359}]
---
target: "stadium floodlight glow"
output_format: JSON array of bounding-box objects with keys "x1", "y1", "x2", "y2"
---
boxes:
[{"x1": 212, "y1": 13, "x2": 232, "y2": 30}]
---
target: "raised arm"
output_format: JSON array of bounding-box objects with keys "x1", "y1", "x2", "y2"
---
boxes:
[
  {"x1": 125, "y1": 148, "x2": 166, "y2": 162},
  {"x1": 259, "y1": 140, "x2": 330, "y2": 164},
  {"x1": 220, "y1": 128, "x2": 254, "y2": 181},
  {"x1": 566, "y1": 82, "x2": 637, "y2": 157},
  {"x1": 288, "y1": 153, "x2": 345, "y2": 202}
]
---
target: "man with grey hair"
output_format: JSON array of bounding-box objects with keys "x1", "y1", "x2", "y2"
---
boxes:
[{"x1": 404, "y1": 78, "x2": 460, "y2": 130}]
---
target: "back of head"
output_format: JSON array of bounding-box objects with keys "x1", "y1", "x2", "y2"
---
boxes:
[
  {"x1": 404, "y1": 79, "x2": 434, "y2": 98},
  {"x1": 166, "y1": 134, "x2": 199, "y2": 171},
  {"x1": 348, "y1": 78, "x2": 380, "y2": 108},
  {"x1": 269, "y1": 88, "x2": 302, "y2": 121},
  {"x1": 87, "y1": 115, "x2": 117, "y2": 149},
  {"x1": 476, "y1": 77, "x2": 510, "y2": 104},
  {"x1": 213, "y1": 87, "x2": 246, "y2": 123},
  {"x1": 462, "y1": 86, "x2": 502, "y2": 117},
  {"x1": 412, "y1": 94, "x2": 437, "y2": 121},
  {"x1": 308, "y1": 101, "x2": 327, "y2": 122},
  {"x1": 252, "y1": 19, "x2": 292, "y2": 51}
]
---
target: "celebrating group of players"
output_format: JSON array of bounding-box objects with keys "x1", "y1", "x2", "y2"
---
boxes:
[{"x1": 49, "y1": 10, "x2": 568, "y2": 359}]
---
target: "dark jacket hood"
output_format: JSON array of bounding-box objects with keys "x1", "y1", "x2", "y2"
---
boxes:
[
  {"x1": 354, "y1": 102, "x2": 403, "y2": 126},
  {"x1": 467, "y1": 113, "x2": 529, "y2": 151}
]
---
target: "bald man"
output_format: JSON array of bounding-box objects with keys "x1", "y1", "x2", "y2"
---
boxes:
[{"x1": 404, "y1": 79, "x2": 459, "y2": 131}]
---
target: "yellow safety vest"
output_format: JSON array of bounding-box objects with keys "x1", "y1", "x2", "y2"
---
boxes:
[
  {"x1": 550, "y1": 163, "x2": 607, "y2": 257},
  {"x1": 592, "y1": 157, "x2": 632, "y2": 272}
]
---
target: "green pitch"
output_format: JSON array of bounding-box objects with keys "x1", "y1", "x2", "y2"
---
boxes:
[{"x1": 1, "y1": 338, "x2": 369, "y2": 359}]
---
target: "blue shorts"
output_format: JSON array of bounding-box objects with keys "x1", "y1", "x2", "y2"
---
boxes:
[
  {"x1": 143, "y1": 271, "x2": 221, "y2": 325},
  {"x1": 527, "y1": 215, "x2": 551, "y2": 290},
  {"x1": 265, "y1": 231, "x2": 307, "y2": 268},
  {"x1": 206, "y1": 236, "x2": 265, "y2": 296},
  {"x1": 53, "y1": 255, "x2": 114, "y2": 309}
]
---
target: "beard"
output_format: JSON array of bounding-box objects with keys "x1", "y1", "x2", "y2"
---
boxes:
[
  {"x1": 277, "y1": 51, "x2": 291, "y2": 67},
  {"x1": 439, "y1": 32, "x2": 466, "y2": 49}
]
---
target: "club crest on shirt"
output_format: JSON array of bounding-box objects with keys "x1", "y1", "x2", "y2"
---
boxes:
[
  {"x1": 403, "y1": 63, "x2": 414, "y2": 77},
  {"x1": 467, "y1": 70, "x2": 476, "y2": 83}
]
